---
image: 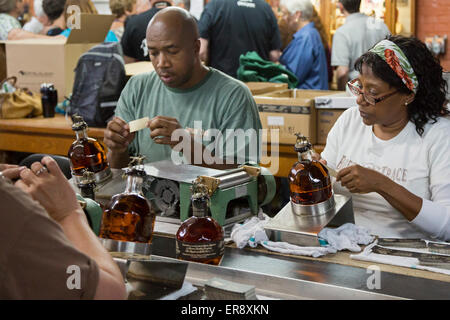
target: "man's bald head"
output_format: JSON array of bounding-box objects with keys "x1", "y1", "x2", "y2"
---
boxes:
[{"x1": 146, "y1": 7, "x2": 199, "y2": 42}]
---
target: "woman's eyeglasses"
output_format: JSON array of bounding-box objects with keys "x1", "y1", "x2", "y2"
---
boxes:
[{"x1": 347, "y1": 79, "x2": 398, "y2": 105}]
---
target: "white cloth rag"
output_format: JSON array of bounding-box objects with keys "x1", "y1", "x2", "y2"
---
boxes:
[
  {"x1": 231, "y1": 215, "x2": 375, "y2": 258},
  {"x1": 318, "y1": 223, "x2": 374, "y2": 252}
]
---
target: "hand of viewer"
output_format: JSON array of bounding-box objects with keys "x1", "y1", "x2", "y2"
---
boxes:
[
  {"x1": 15, "y1": 157, "x2": 81, "y2": 222},
  {"x1": 0, "y1": 164, "x2": 26, "y2": 180},
  {"x1": 104, "y1": 116, "x2": 136, "y2": 153}
]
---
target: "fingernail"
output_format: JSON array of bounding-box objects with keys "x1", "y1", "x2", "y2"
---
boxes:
[{"x1": 19, "y1": 166, "x2": 26, "y2": 170}]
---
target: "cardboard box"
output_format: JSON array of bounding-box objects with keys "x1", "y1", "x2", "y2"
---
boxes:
[
  {"x1": 314, "y1": 92, "x2": 357, "y2": 144},
  {"x1": 316, "y1": 109, "x2": 346, "y2": 145},
  {"x1": 125, "y1": 61, "x2": 154, "y2": 79},
  {"x1": 314, "y1": 92, "x2": 357, "y2": 109},
  {"x1": 254, "y1": 89, "x2": 342, "y2": 145},
  {"x1": 245, "y1": 82, "x2": 288, "y2": 95},
  {"x1": 5, "y1": 14, "x2": 114, "y2": 101}
]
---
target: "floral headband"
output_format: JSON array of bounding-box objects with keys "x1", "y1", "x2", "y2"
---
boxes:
[{"x1": 369, "y1": 40, "x2": 419, "y2": 94}]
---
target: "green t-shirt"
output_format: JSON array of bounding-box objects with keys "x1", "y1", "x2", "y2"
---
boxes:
[{"x1": 115, "y1": 68, "x2": 262, "y2": 165}]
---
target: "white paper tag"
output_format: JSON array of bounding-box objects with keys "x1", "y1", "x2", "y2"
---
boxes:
[
  {"x1": 129, "y1": 117, "x2": 150, "y2": 132},
  {"x1": 267, "y1": 116, "x2": 284, "y2": 126},
  {"x1": 324, "y1": 164, "x2": 337, "y2": 177}
]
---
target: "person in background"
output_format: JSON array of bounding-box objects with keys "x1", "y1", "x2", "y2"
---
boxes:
[
  {"x1": 332, "y1": 0, "x2": 390, "y2": 90},
  {"x1": 121, "y1": 0, "x2": 172, "y2": 63},
  {"x1": 311, "y1": 7, "x2": 332, "y2": 85},
  {"x1": 105, "y1": 8, "x2": 262, "y2": 169},
  {"x1": 42, "y1": 0, "x2": 66, "y2": 35},
  {"x1": 172, "y1": 0, "x2": 188, "y2": 10},
  {"x1": 0, "y1": 159, "x2": 126, "y2": 299},
  {"x1": 0, "y1": 0, "x2": 25, "y2": 40},
  {"x1": 109, "y1": 0, "x2": 136, "y2": 41},
  {"x1": 279, "y1": 0, "x2": 328, "y2": 90},
  {"x1": 320, "y1": 36, "x2": 450, "y2": 240},
  {"x1": 22, "y1": 0, "x2": 45, "y2": 33},
  {"x1": 198, "y1": 0, "x2": 282, "y2": 78}
]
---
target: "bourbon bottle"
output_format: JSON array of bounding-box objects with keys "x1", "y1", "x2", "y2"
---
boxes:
[
  {"x1": 176, "y1": 182, "x2": 224, "y2": 266},
  {"x1": 288, "y1": 133, "x2": 332, "y2": 208},
  {"x1": 68, "y1": 115, "x2": 111, "y2": 184},
  {"x1": 99, "y1": 159, "x2": 156, "y2": 244}
]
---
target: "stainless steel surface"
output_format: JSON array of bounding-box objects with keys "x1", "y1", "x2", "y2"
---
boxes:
[
  {"x1": 127, "y1": 258, "x2": 188, "y2": 288},
  {"x1": 143, "y1": 160, "x2": 223, "y2": 184},
  {"x1": 100, "y1": 238, "x2": 152, "y2": 255},
  {"x1": 265, "y1": 194, "x2": 354, "y2": 246},
  {"x1": 139, "y1": 235, "x2": 450, "y2": 299},
  {"x1": 291, "y1": 195, "x2": 335, "y2": 216},
  {"x1": 116, "y1": 255, "x2": 403, "y2": 300}
]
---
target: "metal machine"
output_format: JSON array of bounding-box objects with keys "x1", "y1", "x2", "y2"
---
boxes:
[
  {"x1": 264, "y1": 194, "x2": 355, "y2": 246},
  {"x1": 94, "y1": 160, "x2": 276, "y2": 227}
]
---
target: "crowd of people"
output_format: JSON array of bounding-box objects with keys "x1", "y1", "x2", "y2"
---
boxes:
[
  {"x1": 0, "y1": 0, "x2": 449, "y2": 299},
  {"x1": 0, "y1": 0, "x2": 392, "y2": 89}
]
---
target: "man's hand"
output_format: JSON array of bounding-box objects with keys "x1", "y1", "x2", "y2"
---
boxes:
[
  {"x1": 104, "y1": 116, "x2": 136, "y2": 153},
  {"x1": 0, "y1": 164, "x2": 26, "y2": 180},
  {"x1": 15, "y1": 156, "x2": 81, "y2": 222},
  {"x1": 148, "y1": 116, "x2": 183, "y2": 148},
  {"x1": 336, "y1": 164, "x2": 386, "y2": 194}
]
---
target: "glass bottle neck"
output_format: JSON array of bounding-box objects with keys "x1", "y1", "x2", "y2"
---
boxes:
[
  {"x1": 125, "y1": 175, "x2": 144, "y2": 195},
  {"x1": 298, "y1": 149, "x2": 313, "y2": 162},
  {"x1": 192, "y1": 199, "x2": 208, "y2": 217},
  {"x1": 75, "y1": 129, "x2": 88, "y2": 140}
]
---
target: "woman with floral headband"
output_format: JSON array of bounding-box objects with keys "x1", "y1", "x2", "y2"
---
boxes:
[{"x1": 318, "y1": 35, "x2": 450, "y2": 241}]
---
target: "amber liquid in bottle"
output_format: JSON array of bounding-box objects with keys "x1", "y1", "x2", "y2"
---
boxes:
[
  {"x1": 68, "y1": 128, "x2": 110, "y2": 180},
  {"x1": 176, "y1": 196, "x2": 224, "y2": 265},
  {"x1": 288, "y1": 150, "x2": 332, "y2": 205},
  {"x1": 100, "y1": 175, "x2": 156, "y2": 243}
]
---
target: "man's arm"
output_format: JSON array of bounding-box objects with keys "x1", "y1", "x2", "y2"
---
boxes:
[
  {"x1": 8, "y1": 28, "x2": 62, "y2": 40},
  {"x1": 336, "y1": 66, "x2": 350, "y2": 91}
]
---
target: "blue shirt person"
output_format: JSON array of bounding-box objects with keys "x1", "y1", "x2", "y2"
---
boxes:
[{"x1": 280, "y1": 21, "x2": 328, "y2": 90}]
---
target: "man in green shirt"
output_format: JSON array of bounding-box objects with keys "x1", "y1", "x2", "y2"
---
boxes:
[{"x1": 104, "y1": 7, "x2": 262, "y2": 169}]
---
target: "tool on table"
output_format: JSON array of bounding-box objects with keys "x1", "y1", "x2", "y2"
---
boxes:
[
  {"x1": 377, "y1": 238, "x2": 450, "y2": 254},
  {"x1": 372, "y1": 245, "x2": 450, "y2": 270},
  {"x1": 205, "y1": 277, "x2": 257, "y2": 300}
]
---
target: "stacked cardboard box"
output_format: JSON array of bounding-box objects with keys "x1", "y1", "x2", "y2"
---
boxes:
[{"x1": 2, "y1": 14, "x2": 114, "y2": 101}]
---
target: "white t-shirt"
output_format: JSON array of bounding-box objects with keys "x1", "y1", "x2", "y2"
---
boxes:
[{"x1": 322, "y1": 106, "x2": 450, "y2": 241}]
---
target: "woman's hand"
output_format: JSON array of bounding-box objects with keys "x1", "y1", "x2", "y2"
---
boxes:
[
  {"x1": 336, "y1": 164, "x2": 387, "y2": 194},
  {"x1": 15, "y1": 156, "x2": 81, "y2": 222}
]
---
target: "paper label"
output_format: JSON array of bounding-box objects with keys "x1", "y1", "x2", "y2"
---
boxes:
[
  {"x1": 176, "y1": 239, "x2": 224, "y2": 261},
  {"x1": 129, "y1": 117, "x2": 150, "y2": 132},
  {"x1": 267, "y1": 116, "x2": 284, "y2": 126}
]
